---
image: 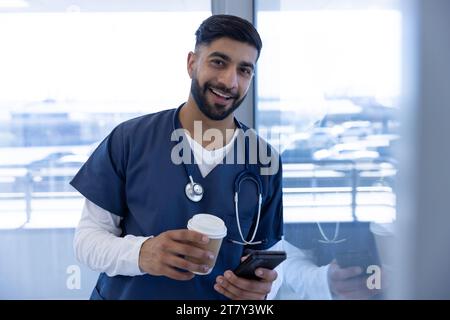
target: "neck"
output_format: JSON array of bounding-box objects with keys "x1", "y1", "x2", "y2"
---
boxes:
[{"x1": 179, "y1": 96, "x2": 237, "y2": 149}]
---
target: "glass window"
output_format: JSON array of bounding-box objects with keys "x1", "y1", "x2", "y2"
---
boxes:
[
  {"x1": 256, "y1": 0, "x2": 401, "y2": 300},
  {"x1": 0, "y1": 0, "x2": 210, "y2": 299},
  {"x1": 0, "y1": 2, "x2": 210, "y2": 229},
  {"x1": 256, "y1": 0, "x2": 401, "y2": 224}
]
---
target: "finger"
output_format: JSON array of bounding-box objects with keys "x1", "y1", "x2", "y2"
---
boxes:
[
  {"x1": 329, "y1": 263, "x2": 363, "y2": 280},
  {"x1": 214, "y1": 282, "x2": 240, "y2": 300},
  {"x1": 340, "y1": 287, "x2": 378, "y2": 300},
  {"x1": 168, "y1": 241, "x2": 215, "y2": 263},
  {"x1": 333, "y1": 277, "x2": 367, "y2": 293},
  {"x1": 162, "y1": 265, "x2": 195, "y2": 281},
  {"x1": 166, "y1": 254, "x2": 210, "y2": 275},
  {"x1": 241, "y1": 255, "x2": 249, "y2": 262},
  {"x1": 224, "y1": 271, "x2": 267, "y2": 295},
  {"x1": 254, "y1": 268, "x2": 278, "y2": 283},
  {"x1": 166, "y1": 229, "x2": 210, "y2": 245},
  {"x1": 215, "y1": 276, "x2": 262, "y2": 300}
]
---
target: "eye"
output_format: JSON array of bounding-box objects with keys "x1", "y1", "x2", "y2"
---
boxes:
[
  {"x1": 211, "y1": 59, "x2": 225, "y2": 67},
  {"x1": 240, "y1": 67, "x2": 253, "y2": 77}
]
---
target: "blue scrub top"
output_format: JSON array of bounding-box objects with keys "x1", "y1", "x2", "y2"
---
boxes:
[{"x1": 70, "y1": 106, "x2": 283, "y2": 300}]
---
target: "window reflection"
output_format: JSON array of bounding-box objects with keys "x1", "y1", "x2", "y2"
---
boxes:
[
  {"x1": 256, "y1": 0, "x2": 401, "y2": 300},
  {"x1": 257, "y1": 3, "x2": 401, "y2": 224}
]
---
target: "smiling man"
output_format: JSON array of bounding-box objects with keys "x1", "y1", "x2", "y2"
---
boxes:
[
  {"x1": 180, "y1": 18, "x2": 259, "y2": 148},
  {"x1": 70, "y1": 14, "x2": 284, "y2": 300},
  {"x1": 188, "y1": 39, "x2": 255, "y2": 121}
]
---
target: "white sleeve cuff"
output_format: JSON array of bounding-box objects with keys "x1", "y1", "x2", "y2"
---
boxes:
[{"x1": 121, "y1": 234, "x2": 153, "y2": 276}]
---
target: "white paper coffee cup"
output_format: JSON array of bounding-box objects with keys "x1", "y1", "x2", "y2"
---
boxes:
[
  {"x1": 187, "y1": 214, "x2": 227, "y2": 275},
  {"x1": 370, "y1": 222, "x2": 395, "y2": 268}
]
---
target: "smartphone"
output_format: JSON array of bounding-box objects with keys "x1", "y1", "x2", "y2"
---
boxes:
[
  {"x1": 335, "y1": 250, "x2": 376, "y2": 271},
  {"x1": 233, "y1": 250, "x2": 287, "y2": 280}
]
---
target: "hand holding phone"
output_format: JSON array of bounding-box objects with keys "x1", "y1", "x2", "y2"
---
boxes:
[
  {"x1": 335, "y1": 250, "x2": 375, "y2": 271},
  {"x1": 233, "y1": 250, "x2": 286, "y2": 280}
]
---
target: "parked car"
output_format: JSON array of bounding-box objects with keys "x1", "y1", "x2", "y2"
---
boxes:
[
  {"x1": 27, "y1": 151, "x2": 75, "y2": 169},
  {"x1": 313, "y1": 142, "x2": 380, "y2": 161},
  {"x1": 26, "y1": 152, "x2": 88, "y2": 192}
]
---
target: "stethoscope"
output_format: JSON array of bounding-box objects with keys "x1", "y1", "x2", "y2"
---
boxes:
[
  {"x1": 173, "y1": 106, "x2": 264, "y2": 245},
  {"x1": 316, "y1": 221, "x2": 347, "y2": 244}
]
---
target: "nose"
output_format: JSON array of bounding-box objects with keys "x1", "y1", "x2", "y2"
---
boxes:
[{"x1": 218, "y1": 67, "x2": 238, "y2": 90}]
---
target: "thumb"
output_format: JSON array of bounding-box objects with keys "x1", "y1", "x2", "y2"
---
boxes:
[
  {"x1": 329, "y1": 261, "x2": 362, "y2": 280},
  {"x1": 241, "y1": 255, "x2": 249, "y2": 262}
]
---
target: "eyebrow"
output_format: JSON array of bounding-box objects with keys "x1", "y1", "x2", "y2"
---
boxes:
[{"x1": 208, "y1": 51, "x2": 255, "y2": 71}]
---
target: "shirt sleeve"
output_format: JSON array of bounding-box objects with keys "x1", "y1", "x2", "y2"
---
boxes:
[
  {"x1": 70, "y1": 125, "x2": 128, "y2": 217},
  {"x1": 73, "y1": 198, "x2": 151, "y2": 277},
  {"x1": 275, "y1": 240, "x2": 332, "y2": 300},
  {"x1": 265, "y1": 240, "x2": 284, "y2": 300}
]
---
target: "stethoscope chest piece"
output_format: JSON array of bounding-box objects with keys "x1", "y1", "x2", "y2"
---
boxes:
[{"x1": 185, "y1": 176, "x2": 204, "y2": 202}]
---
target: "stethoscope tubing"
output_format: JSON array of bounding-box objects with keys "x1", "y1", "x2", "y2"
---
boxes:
[{"x1": 172, "y1": 105, "x2": 264, "y2": 245}]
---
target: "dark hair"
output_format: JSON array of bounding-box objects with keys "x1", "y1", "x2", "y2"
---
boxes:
[{"x1": 195, "y1": 14, "x2": 262, "y2": 59}]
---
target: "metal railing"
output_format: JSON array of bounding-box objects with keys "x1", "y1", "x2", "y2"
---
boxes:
[
  {"x1": 0, "y1": 157, "x2": 398, "y2": 227},
  {"x1": 0, "y1": 165, "x2": 82, "y2": 228},
  {"x1": 282, "y1": 158, "x2": 397, "y2": 222}
]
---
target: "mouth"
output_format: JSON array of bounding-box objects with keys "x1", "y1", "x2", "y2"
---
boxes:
[{"x1": 208, "y1": 87, "x2": 236, "y2": 102}]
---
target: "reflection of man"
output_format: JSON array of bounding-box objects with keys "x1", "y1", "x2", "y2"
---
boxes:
[
  {"x1": 275, "y1": 236, "x2": 382, "y2": 299},
  {"x1": 71, "y1": 15, "x2": 283, "y2": 300},
  {"x1": 328, "y1": 260, "x2": 379, "y2": 299}
]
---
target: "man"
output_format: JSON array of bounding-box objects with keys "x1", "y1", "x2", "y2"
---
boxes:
[{"x1": 71, "y1": 14, "x2": 283, "y2": 300}]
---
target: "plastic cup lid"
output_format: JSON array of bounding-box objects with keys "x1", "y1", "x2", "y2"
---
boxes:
[{"x1": 187, "y1": 214, "x2": 227, "y2": 239}]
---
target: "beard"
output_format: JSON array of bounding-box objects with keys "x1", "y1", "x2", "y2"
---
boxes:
[{"x1": 190, "y1": 77, "x2": 246, "y2": 121}]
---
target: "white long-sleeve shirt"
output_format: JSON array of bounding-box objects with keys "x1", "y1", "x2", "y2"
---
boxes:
[
  {"x1": 275, "y1": 240, "x2": 332, "y2": 299},
  {"x1": 73, "y1": 199, "x2": 149, "y2": 277},
  {"x1": 73, "y1": 131, "x2": 332, "y2": 299}
]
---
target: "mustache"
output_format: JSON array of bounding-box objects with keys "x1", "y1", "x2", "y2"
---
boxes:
[{"x1": 203, "y1": 81, "x2": 239, "y2": 99}]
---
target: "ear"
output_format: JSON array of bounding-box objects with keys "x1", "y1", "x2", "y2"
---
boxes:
[{"x1": 187, "y1": 51, "x2": 196, "y2": 79}]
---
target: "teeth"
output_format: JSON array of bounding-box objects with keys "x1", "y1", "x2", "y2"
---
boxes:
[{"x1": 211, "y1": 88, "x2": 231, "y2": 99}]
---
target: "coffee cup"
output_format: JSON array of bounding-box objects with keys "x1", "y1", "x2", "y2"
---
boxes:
[
  {"x1": 370, "y1": 221, "x2": 395, "y2": 268},
  {"x1": 187, "y1": 213, "x2": 227, "y2": 275}
]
